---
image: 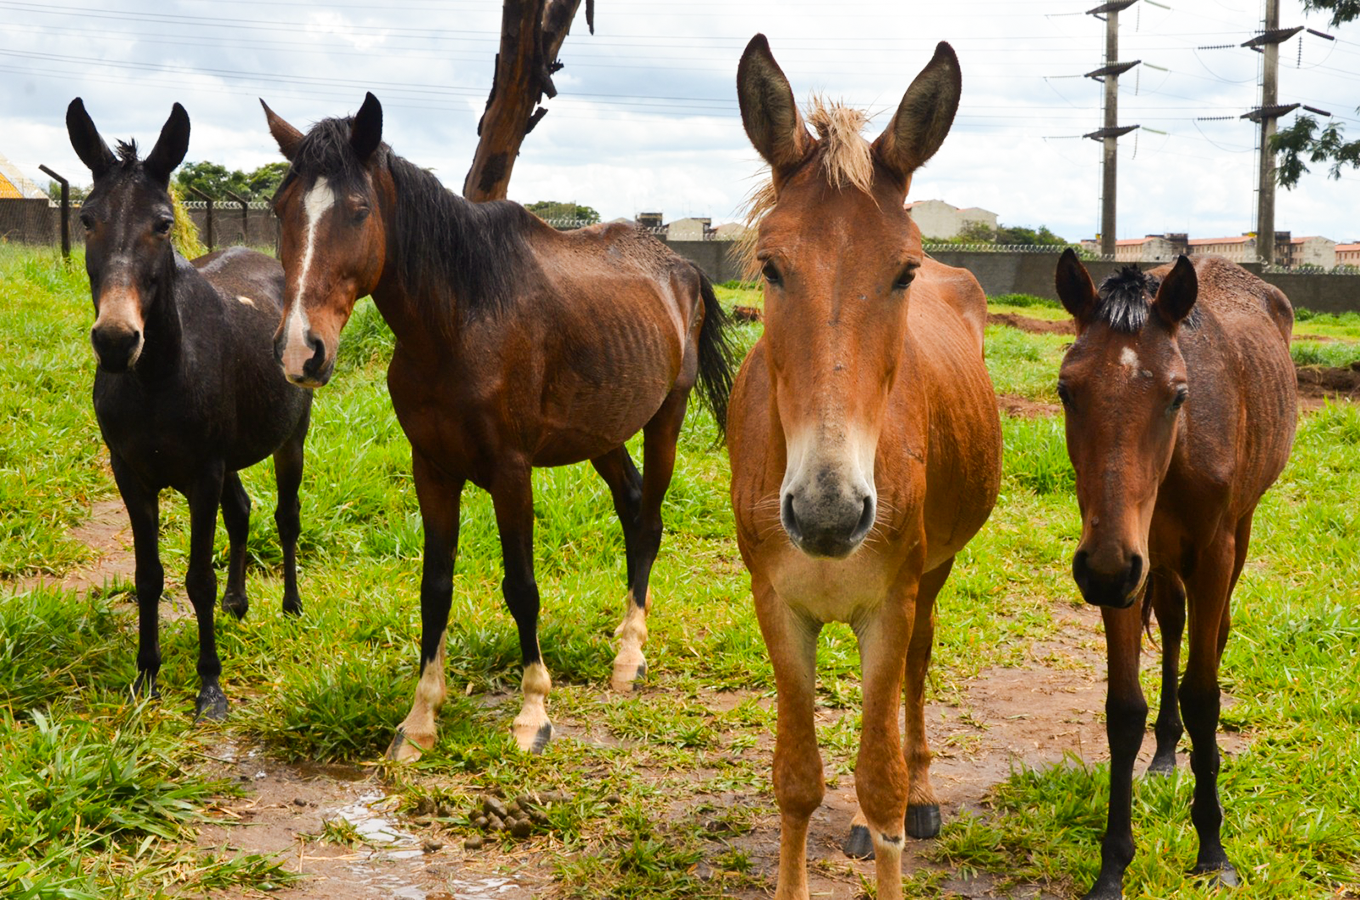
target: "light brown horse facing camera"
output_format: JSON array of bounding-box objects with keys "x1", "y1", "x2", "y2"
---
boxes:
[
  {"x1": 728, "y1": 35, "x2": 1002, "y2": 900},
  {"x1": 261, "y1": 93, "x2": 734, "y2": 760},
  {"x1": 1054, "y1": 250, "x2": 1296, "y2": 900}
]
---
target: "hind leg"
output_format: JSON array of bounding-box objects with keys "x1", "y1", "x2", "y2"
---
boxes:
[
  {"x1": 220, "y1": 471, "x2": 251, "y2": 620},
  {"x1": 186, "y1": 464, "x2": 229, "y2": 721},
  {"x1": 608, "y1": 389, "x2": 688, "y2": 693},
  {"x1": 845, "y1": 557, "x2": 950, "y2": 859},
  {"x1": 591, "y1": 446, "x2": 647, "y2": 689},
  {"x1": 273, "y1": 418, "x2": 307, "y2": 616},
  {"x1": 1147, "y1": 572, "x2": 1186, "y2": 775}
]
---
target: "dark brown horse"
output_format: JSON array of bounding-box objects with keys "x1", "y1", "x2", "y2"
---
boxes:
[
  {"x1": 66, "y1": 99, "x2": 312, "y2": 720},
  {"x1": 728, "y1": 37, "x2": 1001, "y2": 900},
  {"x1": 260, "y1": 93, "x2": 734, "y2": 759},
  {"x1": 1054, "y1": 250, "x2": 1297, "y2": 899}
]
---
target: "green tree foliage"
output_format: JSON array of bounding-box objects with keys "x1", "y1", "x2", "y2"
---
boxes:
[
  {"x1": 1273, "y1": 0, "x2": 1360, "y2": 188},
  {"x1": 944, "y1": 221, "x2": 1068, "y2": 246},
  {"x1": 174, "y1": 161, "x2": 288, "y2": 201},
  {"x1": 44, "y1": 181, "x2": 88, "y2": 203},
  {"x1": 525, "y1": 200, "x2": 601, "y2": 224}
]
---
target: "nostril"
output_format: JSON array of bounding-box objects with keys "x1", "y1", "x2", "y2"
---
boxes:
[
  {"x1": 852, "y1": 495, "x2": 875, "y2": 540},
  {"x1": 780, "y1": 493, "x2": 802, "y2": 542},
  {"x1": 301, "y1": 330, "x2": 326, "y2": 375},
  {"x1": 1126, "y1": 554, "x2": 1144, "y2": 590}
]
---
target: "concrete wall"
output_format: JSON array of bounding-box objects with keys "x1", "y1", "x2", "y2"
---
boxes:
[
  {"x1": 0, "y1": 198, "x2": 278, "y2": 250},
  {"x1": 657, "y1": 237, "x2": 745, "y2": 284}
]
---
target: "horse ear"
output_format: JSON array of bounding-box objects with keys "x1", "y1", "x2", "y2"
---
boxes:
[
  {"x1": 350, "y1": 92, "x2": 383, "y2": 161},
  {"x1": 66, "y1": 98, "x2": 116, "y2": 178},
  {"x1": 737, "y1": 34, "x2": 813, "y2": 176},
  {"x1": 261, "y1": 98, "x2": 304, "y2": 161},
  {"x1": 872, "y1": 42, "x2": 961, "y2": 183},
  {"x1": 1055, "y1": 248, "x2": 1098, "y2": 324},
  {"x1": 142, "y1": 103, "x2": 190, "y2": 186},
  {"x1": 1153, "y1": 255, "x2": 1198, "y2": 327}
]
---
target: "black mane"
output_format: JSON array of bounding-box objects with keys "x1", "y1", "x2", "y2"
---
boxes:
[
  {"x1": 1094, "y1": 265, "x2": 1201, "y2": 333},
  {"x1": 283, "y1": 115, "x2": 537, "y2": 335},
  {"x1": 115, "y1": 139, "x2": 139, "y2": 164}
]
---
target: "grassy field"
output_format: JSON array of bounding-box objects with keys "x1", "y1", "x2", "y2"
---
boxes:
[{"x1": 1, "y1": 248, "x2": 1357, "y2": 899}]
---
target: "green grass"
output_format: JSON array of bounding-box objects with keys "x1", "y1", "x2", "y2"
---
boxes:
[{"x1": 1, "y1": 247, "x2": 1357, "y2": 898}]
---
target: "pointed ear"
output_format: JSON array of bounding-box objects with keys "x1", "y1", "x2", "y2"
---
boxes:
[
  {"x1": 737, "y1": 34, "x2": 813, "y2": 176},
  {"x1": 1055, "y1": 248, "x2": 1098, "y2": 325},
  {"x1": 872, "y1": 42, "x2": 962, "y2": 182},
  {"x1": 1153, "y1": 255, "x2": 1198, "y2": 328},
  {"x1": 261, "y1": 98, "x2": 303, "y2": 161},
  {"x1": 66, "y1": 97, "x2": 116, "y2": 178},
  {"x1": 350, "y1": 92, "x2": 383, "y2": 161},
  {"x1": 142, "y1": 103, "x2": 190, "y2": 186}
]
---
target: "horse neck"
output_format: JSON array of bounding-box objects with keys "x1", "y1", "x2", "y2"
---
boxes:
[{"x1": 130, "y1": 250, "x2": 188, "y2": 381}]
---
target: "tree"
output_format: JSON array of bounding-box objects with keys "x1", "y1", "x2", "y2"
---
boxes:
[
  {"x1": 174, "y1": 161, "x2": 289, "y2": 201},
  {"x1": 1273, "y1": 0, "x2": 1360, "y2": 188},
  {"x1": 463, "y1": 0, "x2": 595, "y2": 202},
  {"x1": 525, "y1": 200, "x2": 600, "y2": 224},
  {"x1": 942, "y1": 221, "x2": 1068, "y2": 246},
  {"x1": 46, "y1": 181, "x2": 88, "y2": 202}
]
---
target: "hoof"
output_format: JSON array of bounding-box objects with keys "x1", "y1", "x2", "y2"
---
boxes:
[
  {"x1": 1146, "y1": 754, "x2": 1177, "y2": 776},
  {"x1": 131, "y1": 674, "x2": 160, "y2": 701},
  {"x1": 906, "y1": 803, "x2": 941, "y2": 839},
  {"x1": 513, "y1": 721, "x2": 554, "y2": 755},
  {"x1": 386, "y1": 727, "x2": 429, "y2": 763},
  {"x1": 1192, "y1": 861, "x2": 1240, "y2": 888},
  {"x1": 221, "y1": 593, "x2": 249, "y2": 620},
  {"x1": 282, "y1": 597, "x2": 303, "y2": 618},
  {"x1": 843, "y1": 823, "x2": 874, "y2": 860},
  {"x1": 1081, "y1": 876, "x2": 1123, "y2": 900},
  {"x1": 194, "y1": 685, "x2": 229, "y2": 722},
  {"x1": 610, "y1": 660, "x2": 647, "y2": 694}
]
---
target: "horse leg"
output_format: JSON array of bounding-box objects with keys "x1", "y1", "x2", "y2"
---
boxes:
[
  {"x1": 112, "y1": 454, "x2": 163, "y2": 701},
  {"x1": 844, "y1": 557, "x2": 950, "y2": 860},
  {"x1": 754, "y1": 576, "x2": 823, "y2": 900},
  {"x1": 186, "y1": 464, "x2": 229, "y2": 721},
  {"x1": 1179, "y1": 524, "x2": 1246, "y2": 889},
  {"x1": 609, "y1": 389, "x2": 688, "y2": 693},
  {"x1": 1082, "y1": 602, "x2": 1147, "y2": 900},
  {"x1": 273, "y1": 420, "x2": 307, "y2": 617},
  {"x1": 491, "y1": 462, "x2": 553, "y2": 753},
  {"x1": 590, "y1": 446, "x2": 647, "y2": 691},
  {"x1": 219, "y1": 471, "x2": 251, "y2": 620},
  {"x1": 388, "y1": 451, "x2": 463, "y2": 762},
  {"x1": 1147, "y1": 572, "x2": 1187, "y2": 775},
  {"x1": 847, "y1": 579, "x2": 917, "y2": 900}
]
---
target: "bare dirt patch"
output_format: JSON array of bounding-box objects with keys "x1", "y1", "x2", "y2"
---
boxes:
[
  {"x1": 1296, "y1": 363, "x2": 1360, "y2": 409},
  {"x1": 988, "y1": 313, "x2": 1074, "y2": 336},
  {"x1": 997, "y1": 394, "x2": 1061, "y2": 418},
  {"x1": 14, "y1": 498, "x2": 135, "y2": 594}
]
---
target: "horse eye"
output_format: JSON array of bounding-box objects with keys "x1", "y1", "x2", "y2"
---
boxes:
[
  {"x1": 353, "y1": 206, "x2": 371, "y2": 222},
  {"x1": 1170, "y1": 387, "x2": 1188, "y2": 411},
  {"x1": 761, "y1": 261, "x2": 782, "y2": 287},
  {"x1": 893, "y1": 265, "x2": 917, "y2": 290},
  {"x1": 154, "y1": 217, "x2": 173, "y2": 235},
  {"x1": 1057, "y1": 382, "x2": 1073, "y2": 407},
  {"x1": 79, "y1": 213, "x2": 94, "y2": 231}
]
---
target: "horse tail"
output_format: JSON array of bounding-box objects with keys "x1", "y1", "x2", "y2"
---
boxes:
[{"x1": 694, "y1": 270, "x2": 737, "y2": 443}]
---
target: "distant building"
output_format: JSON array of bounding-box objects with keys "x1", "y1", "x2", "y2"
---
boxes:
[
  {"x1": 712, "y1": 222, "x2": 748, "y2": 241},
  {"x1": 635, "y1": 212, "x2": 664, "y2": 230},
  {"x1": 0, "y1": 152, "x2": 47, "y2": 199},
  {"x1": 1283, "y1": 235, "x2": 1336, "y2": 269},
  {"x1": 904, "y1": 199, "x2": 998, "y2": 240},
  {"x1": 667, "y1": 217, "x2": 712, "y2": 241},
  {"x1": 1187, "y1": 234, "x2": 1257, "y2": 263},
  {"x1": 1101, "y1": 234, "x2": 1185, "y2": 263},
  {"x1": 1336, "y1": 242, "x2": 1360, "y2": 268}
]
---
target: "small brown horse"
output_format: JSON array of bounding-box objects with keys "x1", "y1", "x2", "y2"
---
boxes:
[
  {"x1": 728, "y1": 36, "x2": 1001, "y2": 900},
  {"x1": 1054, "y1": 250, "x2": 1297, "y2": 899},
  {"x1": 260, "y1": 93, "x2": 734, "y2": 758}
]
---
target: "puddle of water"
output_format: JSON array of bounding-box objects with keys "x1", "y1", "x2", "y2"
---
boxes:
[
  {"x1": 443, "y1": 878, "x2": 522, "y2": 900},
  {"x1": 331, "y1": 791, "x2": 423, "y2": 860}
]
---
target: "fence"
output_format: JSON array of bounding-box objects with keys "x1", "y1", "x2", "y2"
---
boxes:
[{"x1": 0, "y1": 197, "x2": 279, "y2": 252}]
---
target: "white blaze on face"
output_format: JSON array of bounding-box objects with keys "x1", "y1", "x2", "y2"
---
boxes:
[
  {"x1": 281, "y1": 177, "x2": 336, "y2": 378},
  {"x1": 1119, "y1": 346, "x2": 1140, "y2": 372}
]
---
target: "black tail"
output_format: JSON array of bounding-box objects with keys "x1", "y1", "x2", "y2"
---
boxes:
[{"x1": 695, "y1": 272, "x2": 737, "y2": 442}]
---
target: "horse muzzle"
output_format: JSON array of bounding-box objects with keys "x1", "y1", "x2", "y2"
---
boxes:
[
  {"x1": 276, "y1": 328, "x2": 333, "y2": 388},
  {"x1": 781, "y1": 478, "x2": 876, "y2": 560},
  {"x1": 91, "y1": 323, "x2": 143, "y2": 373},
  {"x1": 1072, "y1": 547, "x2": 1145, "y2": 608}
]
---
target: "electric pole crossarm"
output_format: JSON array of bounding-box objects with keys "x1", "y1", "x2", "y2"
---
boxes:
[
  {"x1": 1242, "y1": 26, "x2": 1304, "y2": 47},
  {"x1": 1086, "y1": 60, "x2": 1142, "y2": 79}
]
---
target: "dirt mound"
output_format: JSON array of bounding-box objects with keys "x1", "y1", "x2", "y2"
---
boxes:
[
  {"x1": 988, "y1": 312, "x2": 1074, "y2": 335},
  {"x1": 998, "y1": 394, "x2": 1061, "y2": 418},
  {"x1": 1297, "y1": 363, "x2": 1360, "y2": 407}
]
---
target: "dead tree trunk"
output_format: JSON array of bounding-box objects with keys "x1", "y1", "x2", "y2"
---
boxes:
[{"x1": 463, "y1": 0, "x2": 594, "y2": 201}]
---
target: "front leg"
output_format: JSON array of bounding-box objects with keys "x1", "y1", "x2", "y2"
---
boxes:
[
  {"x1": 111, "y1": 454, "x2": 163, "y2": 701},
  {"x1": 1147, "y1": 572, "x2": 1187, "y2": 775},
  {"x1": 490, "y1": 461, "x2": 553, "y2": 754},
  {"x1": 388, "y1": 451, "x2": 463, "y2": 762},
  {"x1": 219, "y1": 471, "x2": 251, "y2": 620},
  {"x1": 186, "y1": 464, "x2": 229, "y2": 721},
  {"x1": 1083, "y1": 603, "x2": 1148, "y2": 900}
]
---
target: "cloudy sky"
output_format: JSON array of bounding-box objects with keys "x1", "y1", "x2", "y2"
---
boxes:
[{"x1": 4, "y1": 0, "x2": 1359, "y2": 242}]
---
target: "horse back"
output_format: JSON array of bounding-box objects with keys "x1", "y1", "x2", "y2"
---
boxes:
[{"x1": 191, "y1": 246, "x2": 286, "y2": 315}]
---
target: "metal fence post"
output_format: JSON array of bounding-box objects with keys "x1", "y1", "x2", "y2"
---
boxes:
[
  {"x1": 38, "y1": 165, "x2": 69, "y2": 259},
  {"x1": 224, "y1": 190, "x2": 249, "y2": 246},
  {"x1": 186, "y1": 186, "x2": 215, "y2": 249}
]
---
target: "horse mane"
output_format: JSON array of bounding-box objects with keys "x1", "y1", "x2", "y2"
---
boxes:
[
  {"x1": 1094, "y1": 265, "x2": 1200, "y2": 332},
  {"x1": 738, "y1": 97, "x2": 875, "y2": 282},
  {"x1": 284, "y1": 116, "x2": 536, "y2": 336},
  {"x1": 115, "y1": 140, "x2": 139, "y2": 164}
]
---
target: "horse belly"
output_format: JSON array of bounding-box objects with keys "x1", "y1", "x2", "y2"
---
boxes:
[{"x1": 533, "y1": 368, "x2": 674, "y2": 466}]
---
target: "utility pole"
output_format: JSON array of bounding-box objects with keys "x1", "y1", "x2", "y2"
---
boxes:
[
  {"x1": 1086, "y1": 1, "x2": 1141, "y2": 258},
  {"x1": 1241, "y1": 0, "x2": 1302, "y2": 266}
]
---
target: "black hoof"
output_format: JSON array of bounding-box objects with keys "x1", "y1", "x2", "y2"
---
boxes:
[
  {"x1": 629, "y1": 662, "x2": 647, "y2": 689},
  {"x1": 1146, "y1": 753, "x2": 1177, "y2": 776},
  {"x1": 843, "y1": 823, "x2": 874, "y2": 860},
  {"x1": 906, "y1": 803, "x2": 941, "y2": 839},
  {"x1": 386, "y1": 727, "x2": 409, "y2": 760},
  {"x1": 1080, "y1": 879, "x2": 1123, "y2": 900},
  {"x1": 282, "y1": 597, "x2": 302, "y2": 618},
  {"x1": 194, "y1": 685, "x2": 229, "y2": 722},
  {"x1": 1192, "y1": 861, "x2": 1240, "y2": 888},
  {"x1": 222, "y1": 593, "x2": 249, "y2": 620},
  {"x1": 529, "y1": 722, "x2": 553, "y2": 755},
  {"x1": 130, "y1": 674, "x2": 160, "y2": 701}
]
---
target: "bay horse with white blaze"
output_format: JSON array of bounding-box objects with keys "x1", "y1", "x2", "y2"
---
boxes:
[
  {"x1": 260, "y1": 93, "x2": 735, "y2": 758},
  {"x1": 66, "y1": 99, "x2": 313, "y2": 720},
  {"x1": 1054, "y1": 250, "x2": 1296, "y2": 899},
  {"x1": 728, "y1": 37, "x2": 1001, "y2": 900}
]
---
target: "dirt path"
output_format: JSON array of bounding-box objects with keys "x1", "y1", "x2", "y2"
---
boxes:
[{"x1": 13, "y1": 498, "x2": 136, "y2": 594}]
